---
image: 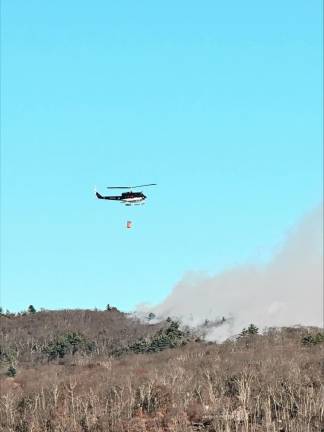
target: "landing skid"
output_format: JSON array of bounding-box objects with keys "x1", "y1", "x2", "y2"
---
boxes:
[{"x1": 123, "y1": 202, "x2": 145, "y2": 206}]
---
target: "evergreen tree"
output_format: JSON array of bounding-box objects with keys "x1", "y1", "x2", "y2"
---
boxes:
[
  {"x1": 43, "y1": 332, "x2": 95, "y2": 360},
  {"x1": 302, "y1": 333, "x2": 324, "y2": 345},
  {"x1": 240, "y1": 323, "x2": 259, "y2": 337},
  {"x1": 7, "y1": 365, "x2": 16, "y2": 377},
  {"x1": 28, "y1": 305, "x2": 36, "y2": 314}
]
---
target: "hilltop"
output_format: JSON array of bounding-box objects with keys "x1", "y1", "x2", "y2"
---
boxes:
[{"x1": 0, "y1": 308, "x2": 323, "y2": 431}]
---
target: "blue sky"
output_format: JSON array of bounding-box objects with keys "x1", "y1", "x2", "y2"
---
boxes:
[{"x1": 1, "y1": 1, "x2": 322, "y2": 312}]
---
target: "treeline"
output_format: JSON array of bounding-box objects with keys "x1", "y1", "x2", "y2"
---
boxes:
[
  {"x1": 1, "y1": 308, "x2": 323, "y2": 376},
  {"x1": 0, "y1": 307, "x2": 194, "y2": 375}
]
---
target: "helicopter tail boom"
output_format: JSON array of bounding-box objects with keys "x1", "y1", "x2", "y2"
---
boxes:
[{"x1": 96, "y1": 192, "x2": 121, "y2": 200}]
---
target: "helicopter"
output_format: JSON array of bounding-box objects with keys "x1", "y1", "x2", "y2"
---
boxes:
[{"x1": 95, "y1": 184, "x2": 156, "y2": 206}]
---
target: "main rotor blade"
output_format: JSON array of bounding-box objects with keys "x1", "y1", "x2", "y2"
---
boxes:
[
  {"x1": 131, "y1": 184, "x2": 157, "y2": 188},
  {"x1": 107, "y1": 183, "x2": 157, "y2": 189},
  {"x1": 106, "y1": 186, "x2": 131, "y2": 189}
]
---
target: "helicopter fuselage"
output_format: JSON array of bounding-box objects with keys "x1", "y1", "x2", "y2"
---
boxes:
[{"x1": 96, "y1": 191, "x2": 146, "y2": 205}]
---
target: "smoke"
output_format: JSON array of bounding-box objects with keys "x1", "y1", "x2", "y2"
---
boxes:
[{"x1": 140, "y1": 204, "x2": 323, "y2": 340}]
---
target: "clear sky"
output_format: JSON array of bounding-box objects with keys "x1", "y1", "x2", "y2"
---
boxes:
[{"x1": 1, "y1": 1, "x2": 323, "y2": 312}]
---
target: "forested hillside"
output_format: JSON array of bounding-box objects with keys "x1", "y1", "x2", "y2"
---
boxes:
[{"x1": 1, "y1": 308, "x2": 323, "y2": 431}]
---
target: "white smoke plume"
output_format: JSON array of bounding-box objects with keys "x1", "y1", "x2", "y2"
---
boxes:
[{"x1": 140, "y1": 204, "x2": 323, "y2": 340}]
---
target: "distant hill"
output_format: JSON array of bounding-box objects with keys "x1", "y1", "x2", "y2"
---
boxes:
[
  {"x1": 0, "y1": 308, "x2": 323, "y2": 431},
  {"x1": 0, "y1": 308, "x2": 184, "y2": 364}
]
